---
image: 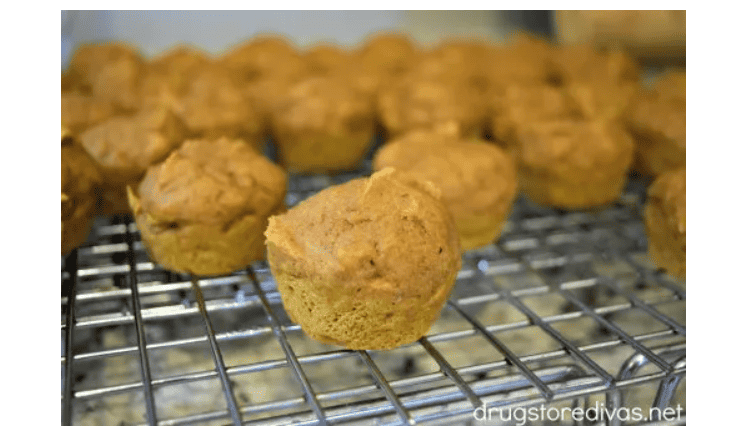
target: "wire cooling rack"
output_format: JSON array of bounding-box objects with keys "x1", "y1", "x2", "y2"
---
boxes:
[{"x1": 61, "y1": 159, "x2": 686, "y2": 426}]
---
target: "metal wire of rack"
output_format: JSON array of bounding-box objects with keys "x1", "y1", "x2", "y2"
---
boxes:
[{"x1": 61, "y1": 159, "x2": 686, "y2": 426}]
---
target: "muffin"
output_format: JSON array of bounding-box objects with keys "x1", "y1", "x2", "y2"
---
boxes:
[
  {"x1": 271, "y1": 76, "x2": 375, "y2": 173},
  {"x1": 80, "y1": 104, "x2": 189, "y2": 215},
  {"x1": 67, "y1": 42, "x2": 143, "y2": 86},
  {"x1": 67, "y1": 42, "x2": 146, "y2": 112},
  {"x1": 178, "y1": 66, "x2": 265, "y2": 143},
  {"x1": 514, "y1": 119, "x2": 635, "y2": 208},
  {"x1": 378, "y1": 75, "x2": 487, "y2": 140},
  {"x1": 489, "y1": 33, "x2": 560, "y2": 87},
  {"x1": 414, "y1": 40, "x2": 496, "y2": 98},
  {"x1": 139, "y1": 44, "x2": 212, "y2": 107},
  {"x1": 373, "y1": 130, "x2": 518, "y2": 251},
  {"x1": 220, "y1": 35, "x2": 309, "y2": 124},
  {"x1": 265, "y1": 168, "x2": 461, "y2": 350},
  {"x1": 549, "y1": 44, "x2": 641, "y2": 86},
  {"x1": 129, "y1": 137, "x2": 287, "y2": 276},
  {"x1": 62, "y1": 127, "x2": 102, "y2": 255},
  {"x1": 628, "y1": 71, "x2": 686, "y2": 177},
  {"x1": 644, "y1": 167, "x2": 686, "y2": 278},
  {"x1": 356, "y1": 32, "x2": 419, "y2": 79},
  {"x1": 490, "y1": 84, "x2": 583, "y2": 148},
  {"x1": 304, "y1": 44, "x2": 350, "y2": 76},
  {"x1": 220, "y1": 35, "x2": 308, "y2": 85},
  {"x1": 344, "y1": 33, "x2": 420, "y2": 123}
]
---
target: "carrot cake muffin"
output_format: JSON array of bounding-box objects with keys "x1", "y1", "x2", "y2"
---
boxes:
[
  {"x1": 514, "y1": 119, "x2": 635, "y2": 208},
  {"x1": 378, "y1": 75, "x2": 487, "y2": 140},
  {"x1": 271, "y1": 75, "x2": 375, "y2": 173},
  {"x1": 129, "y1": 137, "x2": 287, "y2": 276},
  {"x1": 303, "y1": 44, "x2": 350, "y2": 76},
  {"x1": 490, "y1": 84, "x2": 583, "y2": 148},
  {"x1": 220, "y1": 35, "x2": 308, "y2": 85},
  {"x1": 79, "y1": 104, "x2": 188, "y2": 215},
  {"x1": 373, "y1": 130, "x2": 518, "y2": 251},
  {"x1": 139, "y1": 44, "x2": 212, "y2": 107},
  {"x1": 178, "y1": 66, "x2": 265, "y2": 144},
  {"x1": 265, "y1": 168, "x2": 461, "y2": 350}
]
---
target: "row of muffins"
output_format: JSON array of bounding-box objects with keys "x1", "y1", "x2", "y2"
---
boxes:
[
  {"x1": 61, "y1": 32, "x2": 685, "y2": 276},
  {"x1": 62, "y1": 33, "x2": 685, "y2": 180}
]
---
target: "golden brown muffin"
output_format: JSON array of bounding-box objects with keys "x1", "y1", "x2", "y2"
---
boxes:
[
  {"x1": 68, "y1": 42, "x2": 143, "y2": 86},
  {"x1": 178, "y1": 66, "x2": 265, "y2": 143},
  {"x1": 303, "y1": 44, "x2": 350, "y2": 76},
  {"x1": 378, "y1": 75, "x2": 487, "y2": 140},
  {"x1": 271, "y1": 76, "x2": 375, "y2": 173},
  {"x1": 67, "y1": 42, "x2": 146, "y2": 112},
  {"x1": 129, "y1": 137, "x2": 287, "y2": 276},
  {"x1": 265, "y1": 168, "x2": 461, "y2": 350},
  {"x1": 488, "y1": 33, "x2": 560, "y2": 87},
  {"x1": 91, "y1": 55, "x2": 145, "y2": 112},
  {"x1": 61, "y1": 92, "x2": 118, "y2": 135},
  {"x1": 80, "y1": 104, "x2": 189, "y2": 215},
  {"x1": 628, "y1": 75, "x2": 686, "y2": 177},
  {"x1": 342, "y1": 33, "x2": 420, "y2": 123},
  {"x1": 356, "y1": 32, "x2": 419, "y2": 78},
  {"x1": 373, "y1": 131, "x2": 518, "y2": 251},
  {"x1": 490, "y1": 84, "x2": 583, "y2": 148},
  {"x1": 221, "y1": 34, "x2": 309, "y2": 85},
  {"x1": 409, "y1": 40, "x2": 498, "y2": 121},
  {"x1": 549, "y1": 44, "x2": 641, "y2": 86},
  {"x1": 644, "y1": 167, "x2": 686, "y2": 278},
  {"x1": 62, "y1": 127, "x2": 102, "y2": 255},
  {"x1": 514, "y1": 119, "x2": 635, "y2": 208},
  {"x1": 140, "y1": 44, "x2": 212, "y2": 106}
]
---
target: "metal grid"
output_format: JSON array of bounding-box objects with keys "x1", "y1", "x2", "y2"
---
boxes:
[{"x1": 61, "y1": 159, "x2": 686, "y2": 426}]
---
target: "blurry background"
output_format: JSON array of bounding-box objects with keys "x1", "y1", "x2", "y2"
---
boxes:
[{"x1": 61, "y1": 10, "x2": 686, "y2": 69}]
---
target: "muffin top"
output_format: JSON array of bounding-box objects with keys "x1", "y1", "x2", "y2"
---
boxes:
[
  {"x1": 178, "y1": 66, "x2": 264, "y2": 139},
  {"x1": 303, "y1": 44, "x2": 351, "y2": 75},
  {"x1": 140, "y1": 44, "x2": 213, "y2": 103},
  {"x1": 515, "y1": 119, "x2": 635, "y2": 180},
  {"x1": 491, "y1": 84, "x2": 583, "y2": 146},
  {"x1": 272, "y1": 76, "x2": 374, "y2": 136},
  {"x1": 488, "y1": 33, "x2": 558, "y2": 86},
  {"x1": 550, "y1": 44, "x2": 640, "y2": 86},
  {"x1": 79, "y1": 105, "x2": 188, "y2": 182},
  {"x1": 378, "y1": 75, "x2": 486, "y2": 138},
  {"x1": 220, "y1": 35, "x2": 308, "y2": 84},
  {"x1": 356, "y1": 33, "x2": 419, "y2": 77},
  {"x1": 136, "y1": 137, "x2": 287, "y2": 225},
  {"x1": 373, "y1": 131, "x2": 517, "y2": 216},
  {"x1": 67, "y1": 42, "x2": 144, "y2": 86},
  {"x1": 266, "y1": 167, "x2": 460, "y2": 292}
]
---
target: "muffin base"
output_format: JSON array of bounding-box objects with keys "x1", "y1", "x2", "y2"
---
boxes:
[
  {"x1": 129, "y1": 188, "x2": 270, "y2": 276},
  {"x1": 519, "y1": 171, "x2": 627, "y2": 209},
  {"x1": 269, "y1": 256, "x2": 458, "y2": 350}
]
